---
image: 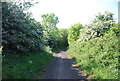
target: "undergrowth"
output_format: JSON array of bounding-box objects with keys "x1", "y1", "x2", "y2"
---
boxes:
[
  {"x1": 67, "y1": 30, "x2": 119, "y2": 79},
  {"x1": 2, "y1": 51, "x2": 52, "y2": 79}
]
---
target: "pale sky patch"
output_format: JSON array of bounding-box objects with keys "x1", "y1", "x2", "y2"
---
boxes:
[{"x1": 28, "y1": 0, "x2": 119, "y2": 29}]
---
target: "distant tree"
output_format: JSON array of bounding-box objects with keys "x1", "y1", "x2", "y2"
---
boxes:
[
  {"x1": 68, "y1": 23, "x2": 83, "y2": 44},
  {"x1": 41, "y1": 13, "x2": 59, "y2": 32},
  {"x1": 41, "y1": 13, "x2": 60, "y2": 48},
  {"x1": 59, "y1": 29, "x2": 68, "y2": 46}
]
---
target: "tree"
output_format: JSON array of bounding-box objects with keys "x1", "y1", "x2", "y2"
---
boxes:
[
  {"x1": 59, "y1": 29, "x2": 68, "y2": 46},
  {"x1": 41, "y1": 13, "x2": 59, "y2": 48},
  {"x1": 13, "y1": 0, "x2": 38, "y2": 11},
  {"x1": 2, "y1": 2, "x2": 44, "y2": 54},
  {"x1": 68, "y1": 23, "x2": 83, "y2": 44},
  {"x1": 41, "y1": 13, "x2": 59, "y2": 32},
  {"x1": 78, "y1": 11, "x2": 115, "y2": 42}
]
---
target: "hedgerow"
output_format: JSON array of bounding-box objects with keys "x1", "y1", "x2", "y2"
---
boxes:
[
  {"x1": 67, "y1": 12, "x2": 119, "y2": 79},
  {"x1": 2, "y1": 2, "x2": 45, "y2": 54},
  {"x1": 67, "y1": 27, "x2": 119, "y2": 79},
  {"x1": 2, "y1": 1, "x2": 68, "y2": 79}
]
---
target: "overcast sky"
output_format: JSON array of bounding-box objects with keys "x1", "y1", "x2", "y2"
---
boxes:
[{"x1": 28, "y1": 0, "x2": 119, "y2": 29}]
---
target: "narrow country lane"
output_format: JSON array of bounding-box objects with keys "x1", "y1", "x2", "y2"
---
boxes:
[{"x1": 44, "y1": 50, "x2": 88, "y2": 79}]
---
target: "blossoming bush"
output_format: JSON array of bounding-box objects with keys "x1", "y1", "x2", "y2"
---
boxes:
[{"x1": 67, "y1": 27, "x2": 119, "y2": 79}]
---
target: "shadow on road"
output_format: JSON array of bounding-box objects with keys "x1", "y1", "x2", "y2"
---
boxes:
[
  {"x1": 53, "y1": 49, "x2": 67, "y2": 53},
  {"x1": 44, "y1": 51, "x2": 88, "y2": 80}
]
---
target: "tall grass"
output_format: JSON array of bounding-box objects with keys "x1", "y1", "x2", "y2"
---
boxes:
[{"x1": 2, "y1": 51, "x2": 52, "y2": 79}]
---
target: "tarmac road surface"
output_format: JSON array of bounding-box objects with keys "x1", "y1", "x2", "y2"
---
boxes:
[{"x1": 44, "y1": 50, "x2": 88, "y2": 79}]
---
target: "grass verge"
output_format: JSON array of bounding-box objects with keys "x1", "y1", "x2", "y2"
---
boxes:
[{"x1": 2, "y1": 51, "x2": 52, "y2": 79}]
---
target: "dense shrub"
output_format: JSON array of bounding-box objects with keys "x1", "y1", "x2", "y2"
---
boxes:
[
  {"x1": 68, "y1": 23, "x2": 83, "y2": 44},
  {"x1": 41, "y1": 13, "x2": 68, "y2": 49},
  {"x1": 2, "y1": 2, "x2": 44, "y2": 54},
  {"x1": 59, "y1": 29, "x2": 68, "y2": 47},
  {"x1": 78, "y1": 12, "x2": 115, "y2": 42},
  {"x1": 47, "y1": 28, "x2": 68, "y2": 50},
  {"x1": 2, "y1": 2, "x2": 53, "y2": 79},
  {"x1": 67, "y1": 12, "x2": 119, "y2": 79},
  {"x1": 2, "y1": 2, "x2": 68, "y2": 79},
  {"x1": 68, "y1": 27, "x2": 119, "y2": 79}
]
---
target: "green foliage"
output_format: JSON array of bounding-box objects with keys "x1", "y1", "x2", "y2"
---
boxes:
[
  {"x1": 47, "y1": 28, "x2": 68, "y2": 49},
  {"x1": 2, "y1": 51, "x2": 52, "y2": 79},
  {"x1": 13, "y1": 0, "x2": 38, "y2": 11},
  {"x1": 67, "y1": 27, "x2": 119, "y2": 79},
  {"x1": 41, "y1": 13, "x2": 59, "y2": 32},
  {"x1": 41, "y1": 13, "x2": 68, "y2": 49},
  {"x1": 47, "y1": 28, "x2": 60, "y2": 48},
  {"x1": 59, "y1": 29, "x2": 68, "y2": 47},
  {"x1": 41, "y1": 13, "x2": 59, "y2": 47},
  {"x1": 67, "y1": 12, "x2": 119, "y2": 79},
  {"x1": 68, "y1": 23, "x2": 83, "y2": 44},
  {"x1": 2, "y1": 2, "x2": 53, "y2": 79},
  {"x1": 2, "y1": 1, "x2": 68, "y2": 79},
  {"x1": 4, "y1": 0, "x2": 118, "y2": 79},
  {"x1": 2, "y1": 2, "x2": 44, "y2": 54},
  {"x1": 78, "y1": 11, "x2": 115, "y2": 42}
]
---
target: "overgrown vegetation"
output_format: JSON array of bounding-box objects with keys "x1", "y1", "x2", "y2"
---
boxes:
[
  {"x1": 3, "y1": 51, "x2": 52, "y2": 79},
  {"x1": 2, "y1": 2, "x2": 44, "y2": 54},
  {"x1": 41, "y1": 13, "x2": 68, "y2": 50},
  {"x1": 67, "y1": 23, "x2": 83, "y2": 44},
  {"x1": 67, "y1": 12, "x2": 119, "y2": 79},
  {"x1": 2, "y1": 0, "x2": 119, "y2": 79},
  {"x1": 2, "y1": 1, "x2": 68, "y2": 79}
]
